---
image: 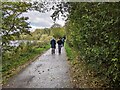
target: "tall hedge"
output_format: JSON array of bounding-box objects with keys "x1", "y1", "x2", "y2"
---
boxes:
[{"x1": 66, "y1": 2, "x2": 120, "y2": 87}]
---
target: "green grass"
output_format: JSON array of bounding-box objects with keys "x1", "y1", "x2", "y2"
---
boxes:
[
  {"x1": 65, "y1": 43, "x2": 76, "y2": 61},
  {"x1": 2, "y1": 44, "x2": 50, "y2": 84}
]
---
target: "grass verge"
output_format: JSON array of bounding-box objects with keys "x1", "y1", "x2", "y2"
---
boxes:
[
  {"x1": 2, "y1": 44, "x2": 50, "y2": 85},
  {"x1": 65, "y1": 43, "x2": 104, "y2": 88}
]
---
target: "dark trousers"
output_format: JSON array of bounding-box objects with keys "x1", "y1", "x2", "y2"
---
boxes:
[
  {"x1": 51, "y1": 48, "x2": 55, "y2": 54},
  {"x1": 58, "y1": 45, "x2": 61, "y2": 54}
]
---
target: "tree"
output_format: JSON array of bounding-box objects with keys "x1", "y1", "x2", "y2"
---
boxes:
[
  {"x1": 1, "y1": 2, "x2": 32, "y2": 51},
  {"x1": 51, "y1": 23, "x2": 61, "y2": 28},
  {"x1": 65, "y1": 2, "x2": 120, "y2": 87}
]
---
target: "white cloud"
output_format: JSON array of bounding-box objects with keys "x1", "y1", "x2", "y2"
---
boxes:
[
  {"x1": 30, "y1": 25, "x2": 45, "y2": 32},
  {"x1": 56, "y1": 19, "x2": 65, "y2": 26},
  {"x1": 22, "y1": 10, "x2": 65, "y2": 31}
]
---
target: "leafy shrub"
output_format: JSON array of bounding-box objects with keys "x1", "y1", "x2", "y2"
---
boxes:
[{"x1": 66, "y1": 2, "x2": 120, "y2": 87}]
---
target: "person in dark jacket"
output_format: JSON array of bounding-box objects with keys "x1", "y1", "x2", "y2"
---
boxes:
[
  {"x1": 63, "y1": 35, "x2": 66, "y2": 40},
  {"x1": 50, "y1": 37, "x2": 56, "y2": 54},
  {"x1": 57, "y1": 37, "x2": 63, "y2": 54},
  {"x1": 61, "y1": 37, "x2": 65, "y2": 47},
  {"x1": 62, "y1": 35, "x2": 66, "y2": 46}
]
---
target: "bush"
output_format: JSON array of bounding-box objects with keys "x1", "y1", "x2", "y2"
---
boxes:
[{"x1": 66, "y1": 2, "x2": 120, "y2": 87}]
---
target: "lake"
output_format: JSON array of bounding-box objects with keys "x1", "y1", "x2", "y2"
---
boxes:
[{"x1": 9, "y1": 40, "x2": 42, "y2": 47}]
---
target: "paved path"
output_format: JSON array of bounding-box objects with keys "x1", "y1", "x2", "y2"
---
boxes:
[{"x1": 4, "y1": 47, "x2": 72, "y2": 88}]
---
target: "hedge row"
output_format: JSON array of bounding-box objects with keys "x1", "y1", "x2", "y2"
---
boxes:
[{"x1": 65, "y1": 2, "x2": 120, "y2": 87}]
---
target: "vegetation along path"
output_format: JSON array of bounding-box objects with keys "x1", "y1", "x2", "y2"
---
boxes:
[{"x1": 3, "y1": 46, "x2": 72, "y2": 88}]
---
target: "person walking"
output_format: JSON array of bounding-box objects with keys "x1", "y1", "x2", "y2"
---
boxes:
[
  {"x1": 57, "y1": 37, "x2": 63, "y2": 54},
  {"x1": 62, "y1": 35, "x2": 66, "y2": 47},
  {"x1": 50, "y1": 37, "x2": 56, "y2": 54},
  {"x1": 61, "y1": 37, "x2": 65, "y2": 47}
]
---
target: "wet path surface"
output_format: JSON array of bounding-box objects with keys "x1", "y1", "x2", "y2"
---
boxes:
[{"x1": 4, "y1": 47, "x2": 72, "y2": 88}]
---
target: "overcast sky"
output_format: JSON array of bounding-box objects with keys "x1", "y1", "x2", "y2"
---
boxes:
[{"x1": 22, "y1": 10, "x2": 65, "y2": 32}]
